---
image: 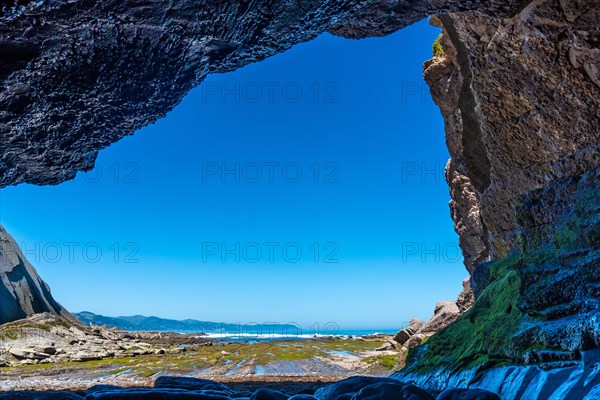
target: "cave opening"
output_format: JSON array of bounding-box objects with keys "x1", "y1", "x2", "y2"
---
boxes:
[
  {"x1": 1, "y1": 0, "x2": 599, "y2": 396},
  {"x1": 0, "y1": 18, "x2": 466, "y2": 339}
]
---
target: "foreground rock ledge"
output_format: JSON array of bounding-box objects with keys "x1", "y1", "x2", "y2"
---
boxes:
[{"x1": 0, "y1": 376, "x2": 502, "y2": 400}]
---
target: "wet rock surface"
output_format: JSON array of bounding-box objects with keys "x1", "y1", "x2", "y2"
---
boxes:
[
  {"x1": 349, "y1": 382, "x2": 433, "y2": 400},
  {"x1": 313, "y1": 376, "x2": 400, "y2": 400},
  {"x1": 0, "y1": 376, "x2": 500, "y2": 399},
  {"x1": 436, "y1": 389, "x2": 500, "y2": 400},
  {"x1": 399, "y1": 349, "x2": 600, "y2": 400}
]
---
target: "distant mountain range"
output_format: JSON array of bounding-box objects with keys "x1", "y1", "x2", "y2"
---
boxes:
[{"x1": 75, "y1": 312, "x2": 300, "y2": 334}]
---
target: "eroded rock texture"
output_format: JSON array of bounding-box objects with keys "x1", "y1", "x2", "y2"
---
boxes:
[
  {"x1": 396, "y1": 0, "x2": 600, "y2": 396},
  {"x1": 425, "y1": 1, "x2": 600, "y2": 276},
  {"x1": 0, "y1": 225, "x2": 76, "y2": 325},
  {"x1": 0, "y1": 0, "x2": 529, "y2": 188}
]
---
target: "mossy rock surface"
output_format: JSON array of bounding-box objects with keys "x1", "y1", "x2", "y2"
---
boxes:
[{"x1": 406, "y1": 254, "x2": 525, "y2": 372}]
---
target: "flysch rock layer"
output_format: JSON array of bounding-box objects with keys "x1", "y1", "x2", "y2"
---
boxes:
[{"x1": 0, "y1": 225, "x2": 77, "y2": 325}]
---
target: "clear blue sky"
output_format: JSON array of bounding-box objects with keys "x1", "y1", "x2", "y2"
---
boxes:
[{"x1": 0, "y1": 19, "x2": 466, "y2": 330}]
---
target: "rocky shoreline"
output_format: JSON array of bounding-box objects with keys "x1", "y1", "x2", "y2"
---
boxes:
[
  {"x1": 0, "y1": 313, "x2": 210, "y2": 368},
  {"x1": 0, "y1": 320, "x2": 506, "y2": 399},
  {"x1": 0, "y1": 314, "x2": 408, "y2": 392}
]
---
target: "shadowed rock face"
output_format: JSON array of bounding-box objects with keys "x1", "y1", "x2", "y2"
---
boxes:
[
  {"x1": 426, "y1": 1, "x2": 600, "y2": 276},
  {"x1": 0, "y1": 0, "x2": 530, "y2": 188},
  {"x1": 394, "y1": 0, "x2": 600, "y2": 395},
  {"x1": 0, "y1": 225, "x2": 75, "y2": 325}
]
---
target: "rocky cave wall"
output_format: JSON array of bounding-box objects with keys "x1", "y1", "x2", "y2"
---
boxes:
[
  {"x1": 427, "y1": 0, "x2": 600, "y2": 277},
  {"x1": 406, "y1": 0, "x2": 600, "y2": 374},
  {"x1": 0, "y1": 0, "x2": 599, "y2": 381},
  {"x1": 0, "y1": 0, "x2": 529, "y2": 188}
]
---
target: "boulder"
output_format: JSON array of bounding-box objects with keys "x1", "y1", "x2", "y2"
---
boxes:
[
  {"x1": 375, "y1": 342, "x2": 396, "y2": 351},
  {"x1": 436, "y1": 389, "x2": 500, "y2": 400},
  {"x1": 70, "y1": 351, "x2": 101, "y2": 362},
  {"x1": 86, "y1": 385, "x2": 126, "y2": 394},
  {"x1": 398, "y1": 282, "x2": 474, "y2": 349},
  {"x1": 154, "y1": 376, "x2": 231, "y2": 394},
  {"x1": 288, "y1": 396, "x2": 318, "y2": 400},
  {"x1": 250, "y1": 389, "x2": 289, "y2": 400},
  {"x1": 351, "y1": 382, "x2": 434, "y2": 400},
  {"x1": 9, "y1": 347, "x2": 51, "y2": 360},
  {"x1": 455, "y1": 279, "x2": 474, "y2": 313},
  {"x1": 33, "y1": 344, "x2": 57, "y2": 355},
  {"x1": 314, "y1": 377, "x2": 400, "y2": 400},
  {"x1": 0, "y1": 391, "x2": 84, "y2": 399},
  {"x1": 405, "y1": 334, "x2": 429, "y2": 350},
  {"x1": 394, "y1": 319, "x2": 425, "y2": 345},
  {"x1": 418, "y1": 302, "x2": 461, "y2": 335},
  {"x1": 7, "y1": 348, "x2": 29, "y2": 359},
  {"x1": 86, "y1": 389, "x2": 230, "y2": 399}
]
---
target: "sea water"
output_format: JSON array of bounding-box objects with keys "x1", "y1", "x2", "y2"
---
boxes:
[{"x1": 197, "y1": 329, "x2": 398, "y2": 342}]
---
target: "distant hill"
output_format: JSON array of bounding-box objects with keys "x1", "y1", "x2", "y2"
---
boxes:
[{"x1": 75, "y1": 312, "x2": 300, "y2": 335}]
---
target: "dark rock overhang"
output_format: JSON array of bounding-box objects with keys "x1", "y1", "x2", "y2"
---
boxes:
[{"x1": 0, "y1": 0, "x2": 530, "y2": 188}]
